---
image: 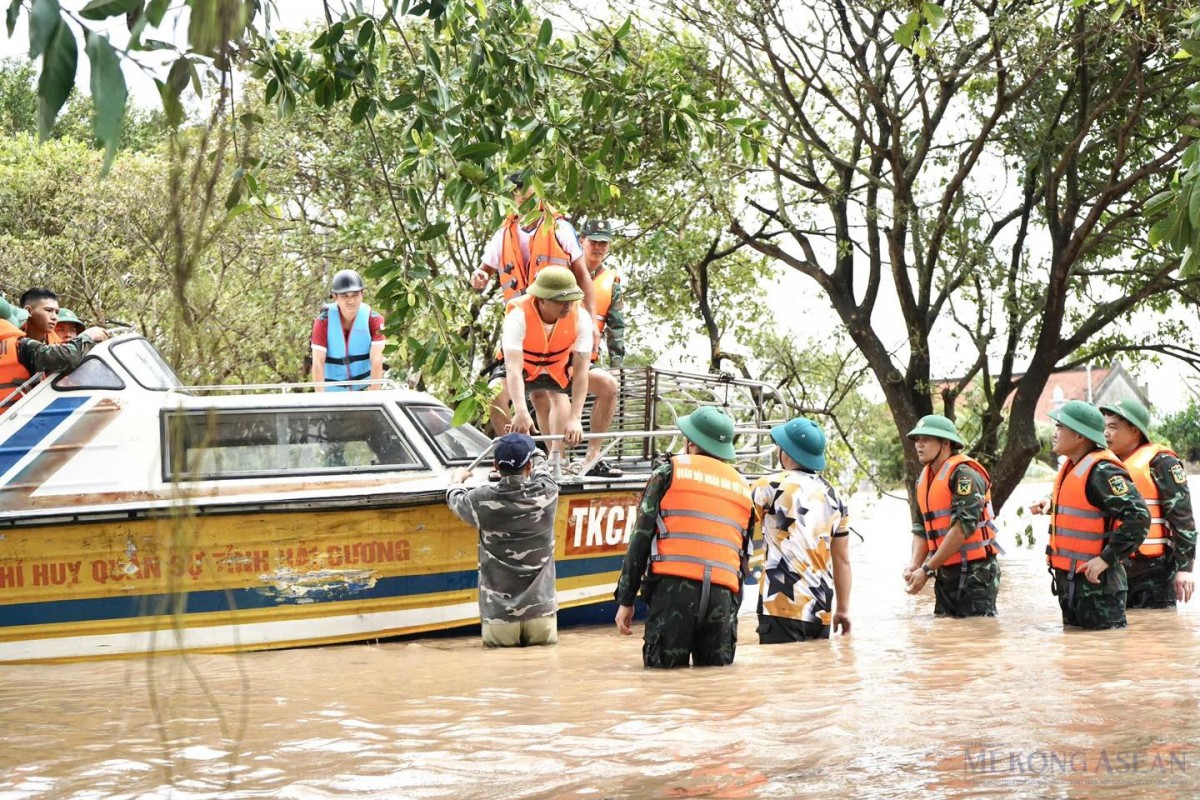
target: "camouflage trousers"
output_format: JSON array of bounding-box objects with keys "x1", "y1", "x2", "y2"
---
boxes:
[
  {"x1": 642, "y1": 575, "x2": 738, "y2": 669},
  {"x1": 1051, "y1": 565, "x2": 1127, "y2": 630},
  {"x1": 933, "y1": 556, "x2": 1000, "y2": 618},
  {"x1": 1126, "y1": 556, "x2": 1177, "y2": 609}
]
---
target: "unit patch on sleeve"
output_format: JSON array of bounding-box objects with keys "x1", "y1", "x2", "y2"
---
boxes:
[
  {"x1": 956, "y1": 476, "x2": 973, "y2": 496},
  {"x1": 1171, "y1": 463, "x2": 1188, "y2": 485},
  {"x1": 1107, "y1": 475, "x2": 1129, "y2": 496}
]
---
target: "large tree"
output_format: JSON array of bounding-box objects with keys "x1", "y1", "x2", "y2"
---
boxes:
[{"x1": 664, "y1": 0, "x2": 1200, "y2": 507}]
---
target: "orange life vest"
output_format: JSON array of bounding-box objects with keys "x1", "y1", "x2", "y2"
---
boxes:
[
  {"x1": 506, "y1": 294, "x2": 579, "y2": 389},
  {"x1": 0, "y1": 320, "x2": 30, "y2": 406},
  {"x1": 498, "y1": 204, "x2": 575, "y2": 302},
  {"x1": 1124, "y1": 442, "x2": 1178, "y2": 559},
  {"x1": 1047, "y1": 449, "x2": 1123, "y2": 573},
  {"x1": 915, "y1": 454, "x2": 1001, "y2": 566},
  {"x1": 650, "y1": 454, "x2": 754, "y2": 593},
  {"x1": 589, "y1": 267, "x2": 619, "y2": 363}
]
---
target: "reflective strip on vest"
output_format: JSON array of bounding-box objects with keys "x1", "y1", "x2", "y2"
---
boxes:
[
  {"x1": 322, "y1": 303, "x2": 373, "y2": 391},
  {"x1": 1124, "y1": 442, "x2": 1178, "y2": 559},
  {"x1": 499, "y1": 208, "x2": 574, "y2": 303},
  {"x1": 1048, "y1": 450, "x2": 1122, "y2": 572},
  {"x1": 650, "y1": 454, "x2": 753, "y2": 593},
  {"x1": 914, "y1": 454, "x2": 1000, "y2": 567}
]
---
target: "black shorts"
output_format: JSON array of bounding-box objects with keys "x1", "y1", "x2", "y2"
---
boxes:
[{"x1": 525, "y1": 374, "x2": 569, "y2": 395}]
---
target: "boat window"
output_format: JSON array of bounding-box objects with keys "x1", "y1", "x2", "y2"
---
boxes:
[
  {"x1": 401, "y1": 404, "x2": 491, "y2": 464},
  {"x1": 51, "y1": 357, "x2": 126, "y2": 391},
  {"x1": 164, "y1": 407, "x2": 423, "y2": 480},
  {"x1": 112, "y1": 338, "x2": 182, "y2": 391}
]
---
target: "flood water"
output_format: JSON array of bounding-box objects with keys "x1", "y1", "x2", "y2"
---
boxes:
[{"x1": 2, "y1": 480, "x2": 1198, "y2": 799}]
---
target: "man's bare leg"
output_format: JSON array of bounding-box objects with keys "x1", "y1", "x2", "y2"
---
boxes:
[
  {"x1": 585, "y1": 368, "x2": 618, "y2": 463},
  {"x1": 541, "y1": 391, "x2": 572, "y2": 462},
  {"x1": 488, "y1": 379, "x2": 512, "y2": 436}
]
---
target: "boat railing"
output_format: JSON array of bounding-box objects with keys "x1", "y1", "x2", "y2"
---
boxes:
[{"x1": 0, "y1": 371, "x2": 47, "y2": 411}]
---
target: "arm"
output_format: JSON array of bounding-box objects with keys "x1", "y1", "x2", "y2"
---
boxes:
[
  {"x1": 614, "y1": 464, "x2": 672, "y2": 634},
  {"x1": 1150, "y1": 453, "x2": 1196, "y2": 602},
  {"x1": 905, "y1": 528, "x2": 927, "y2": 580},
  {"x1": 563, "y1": 350, "x2": 590, "y2": 446},
  {"x1": 832, "y1": 532, "x2": 852, "y2": 634},
  {"x1": 368, "y1": 346, "x2": 384, "y2": 390},
  {"x1": 605, "y1": 278, "x2": 625, "y2": 367},
  {"x1": 570, "y1": 257, "x2": 596, "y2": 319},
  {"x1": 503, "y1": 348, "x2": 533, "y2": 434},
  {"x1": 18, "y1": 329, "x2": 104, "y2": 373},
  {"x1": 1083, "y1": 462, "x2": 1149, "y2": 582},
  {"x1": 311, "y1": 348, "x2": 326, "y2": 391}
]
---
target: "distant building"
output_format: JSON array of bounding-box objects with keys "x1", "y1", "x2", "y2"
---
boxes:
[{"x1": 1017, "y1": 361, "x2": 1149, "y2": 421}]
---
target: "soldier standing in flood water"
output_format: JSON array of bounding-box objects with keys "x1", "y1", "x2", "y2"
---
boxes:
[
  {"x1": 613, "y1": 407, "x2": 754, "y2": 668},
  {"x1": 902, "y1": 415, "x2": 1003, "y2": 616},
  {"x1": 1100, "y1": 399, "x2": 1196, "y2": 608},
  {"x1": 1031, "y1": 400, "x2": 1149, "y2": 630}
]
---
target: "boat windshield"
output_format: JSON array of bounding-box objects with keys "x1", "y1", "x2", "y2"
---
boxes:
[
  {"x1": 164, "y1": 406, "x2": 424, "y2": 480},
  {"x1": 401, "y1": 404, "x2": 491, "y2": 465},
  {"x1": 111, "y1": 338, "x2": 182, "y2": 391}
]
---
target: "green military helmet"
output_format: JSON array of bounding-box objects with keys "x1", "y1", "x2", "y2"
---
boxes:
[
  {"x1": 0, "y1": 294, "x2": 16, "y2": 325},
  {"x1": 677, "y1": 406, "x2": 737, "y2": 462},
  {"x1": 1048, "y1": 399, "x2": 1107, "y2": 448},
  {"x1": 14, "y1": 308, "x2": 29, "y2": 327},
  {"x1": 771, "y1": 416, "x2": 826, "y2": 472},
  {"x1": 56, "y1": 308, "x2": 85, "y2": 332},
  {"x1": 1098, "y1": 398, "x2": 1152, "y2": 443},
  {"x1": 906, "y1": 414, "x2": 964, "y2": 446},
  {"x1": 527, "y1": 266, "x2": 583, "y2": 302}
]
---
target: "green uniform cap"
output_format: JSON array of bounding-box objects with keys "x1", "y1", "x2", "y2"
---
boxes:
[
  {"x1": 1048, "y1": 399, "x2": 1107, "y2": 448},
  {"x1": 1098, "y1": 398, "x2": 1152, "y2": 443},
  {"x1": 906, "y1": 414, "x2": 964, "y2": 446},
  {"x1": 56, "y1": 308, "x2": 84, "y2": 330},
  {"x1": 527, "y1": 266, "x2": 584, "y2": 302},
  {"x1": 677, "y1": 406, "x2": 737, "y2": 461},
  {"x1": 770, "y1": 416, "x2": 826, "y2": 471}
]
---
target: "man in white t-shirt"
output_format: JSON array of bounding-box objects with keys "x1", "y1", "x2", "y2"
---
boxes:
[{"x1": 502, "y1": 267, "x2": 594, "y2": 465}]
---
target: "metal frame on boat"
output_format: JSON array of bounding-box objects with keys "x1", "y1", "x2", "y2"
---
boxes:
[{"x1": 0, "y1": 334, "x2": 786, "y2": 663}]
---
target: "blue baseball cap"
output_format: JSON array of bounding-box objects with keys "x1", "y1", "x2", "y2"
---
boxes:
[{"x1": 494, "y1": 433, "x2": 537, "y2": 471}]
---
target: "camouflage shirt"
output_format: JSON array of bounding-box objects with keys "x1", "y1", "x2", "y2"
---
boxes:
[
  {"x1": 1147, "y1": 451, "x2": 1197, "y2": 572},
  {"x1": 603, "y1": 273, "x2": 625, "y2": 366},
  {"x1": 1076, "y1": 458, "x2": 1150, "y2": 566},
  {"x1": 446, "y1": 453, "x2": 559, "y2": 623},
  {"x1": 16, "y1": 334, "x2": 97, "y2": 374},
  {"x1": 910, "y1": 462, "x2": 988, "y2": 540},
  {"x1": 614, "y1": 459, "x2": 756, "y2": 607}
]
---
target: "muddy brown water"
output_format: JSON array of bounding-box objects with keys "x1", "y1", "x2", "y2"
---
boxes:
[{"x1": 2, "y1": 480, "x2": 1198, "y2": 799}]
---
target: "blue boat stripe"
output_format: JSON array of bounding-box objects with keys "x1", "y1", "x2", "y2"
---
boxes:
[
  {"x1": 0, "y1": 554, "x2": 628, "y2": 629},
  {"x1": 0, "y1": 396, "x2": 90, "y2": 481}
]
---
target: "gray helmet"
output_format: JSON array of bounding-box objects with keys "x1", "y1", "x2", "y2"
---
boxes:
[{"x1": 331, "y1": 269, "x2": 366, "y2": 295}]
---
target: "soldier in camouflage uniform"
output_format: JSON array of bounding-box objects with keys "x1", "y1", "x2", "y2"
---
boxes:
[
  {"x1": 446, "y1": 433, "x2": 559, "y2": 647},
  {"x1": 1031, "y1": 400, "x2": 1149, "y2": 630},
  {"x1": 614, "y1": 407, "x2": 755, "y2": 668},
  {"x1": 2, "y1": 318, "x2": 108, "y2": 406},
  {"x1": 903, "y1": 415, "x2": 1002, "y2": 617},
  {"x1": 1100, "y1": 399, "x2": 1196, "y2": 608}
]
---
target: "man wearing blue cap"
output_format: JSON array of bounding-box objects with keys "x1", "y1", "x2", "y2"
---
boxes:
[
  {"x1": 613, "y1": 406, "x2": 755, "y2": 668},
  {"x1": 752, "y1": 417, "x2": 852, "y2": 642},
  {"x1": 446, "y1": 433, "x2": 560, "y2": 647}
]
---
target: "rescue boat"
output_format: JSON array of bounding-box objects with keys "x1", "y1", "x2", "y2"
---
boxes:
[{"x1": 0, "y1": 335, "x2": 783, "y2": 663}]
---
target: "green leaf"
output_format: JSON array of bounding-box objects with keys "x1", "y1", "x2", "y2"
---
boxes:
[
  {"x1": 350, "y1": 95, "x2": 373, "y2": 123},
  {"x1": 36, "y1": 16, "x2": 76, "y2": 139},
  {"x1": 454, "y1": 141, "x2": 502, "y2": 161},
  {"x1": 419, "y1": 221, "x2": 450, "y2": 241},
  {"x1": 451, "y1": 396, "x2": 479, "y2": 427},
  {"x1": 537, "y1": 18, "x2": 552, "y2": 47},
  {"x1": 156, "y1": 77, "x2": 183, "y2": 127},
  {"x1": 28, "y1": 0, "x2": 60, "y2": 60},
  {"x1": 430, "y1": 345, "x2": 448, "y2": 374},
  {"x1": 146, "y1": 0, "x2": 168, "y2": 26},
  {"x1": 1182, "y1": 39, "x2": 1200, "y2": 58},
  {"x1": 615, "y1": 15, "x2": 632, "y2": 40},
  {"x1": 1189, "y1": 181, "x2": 1200, "y2": 228},
  {"x1": 1148, "y1": 217, "x2": 1172, "y2": 248},
  {"x1": 85, "y1": 31, "x2": 127, "y2": 174},
  {"x1": 920, "y1": 2, "x2": 946, "y2": 29},
  {"x1": 385, "y1": 92, "x2": 416, "y2": 111},
  {"x1": 80, "y1": 0, "x2": 139, "y2": 21}
]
